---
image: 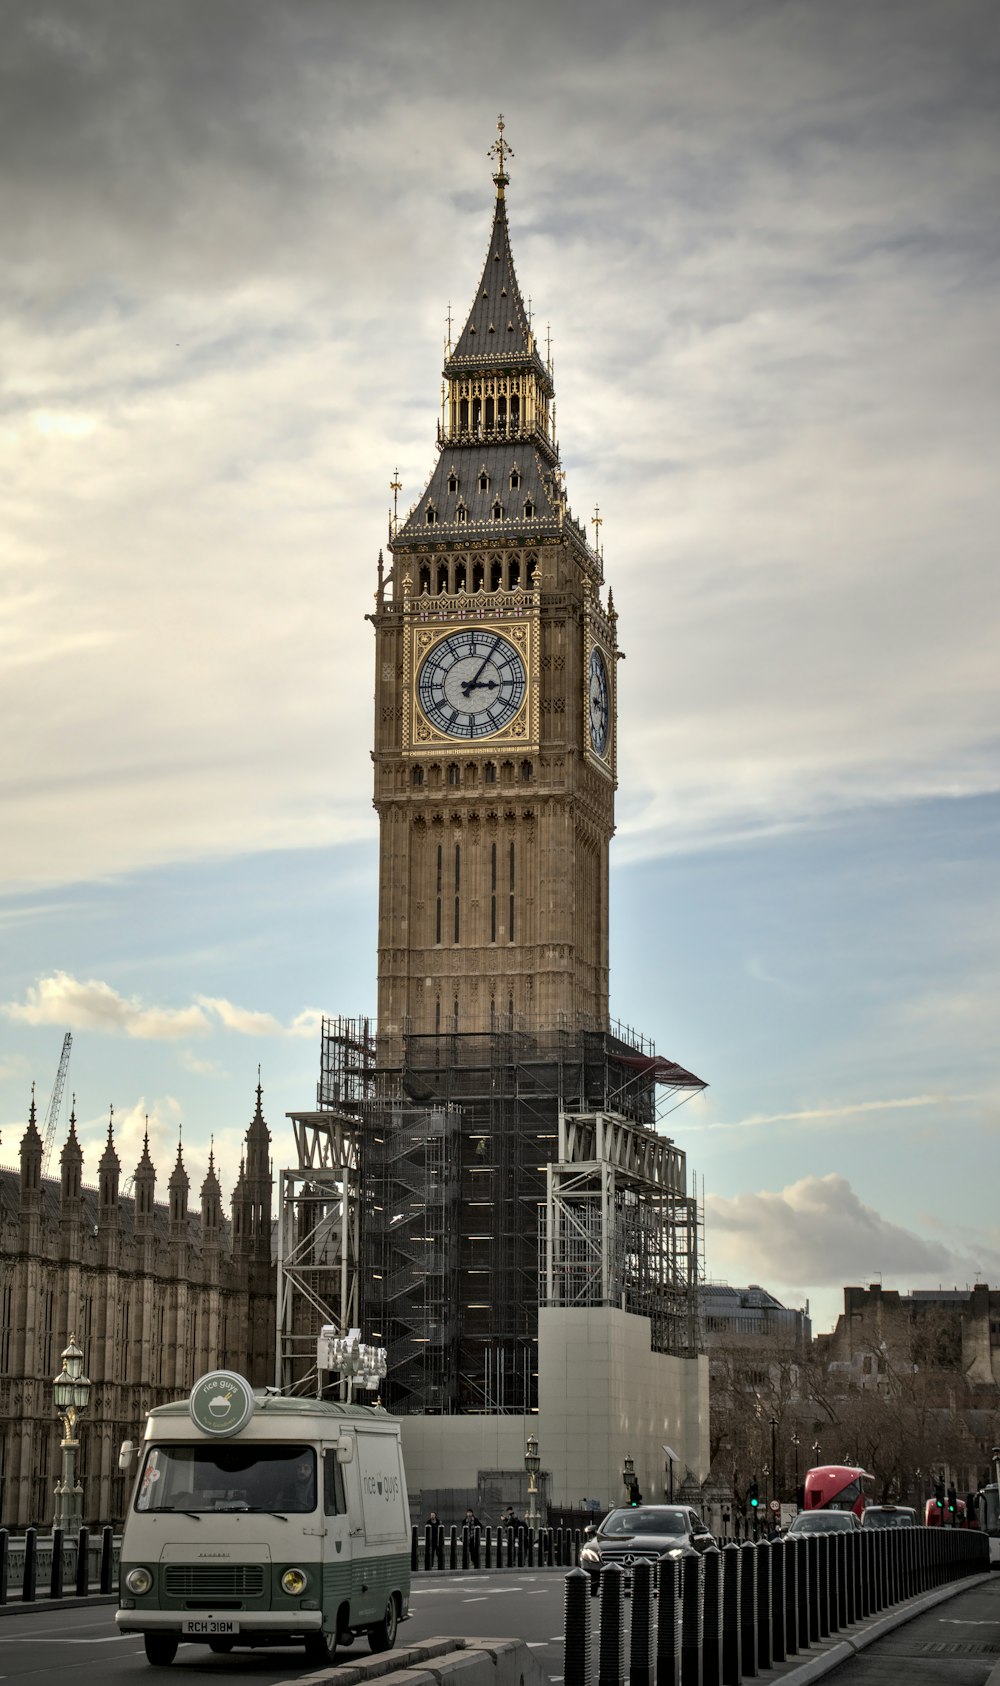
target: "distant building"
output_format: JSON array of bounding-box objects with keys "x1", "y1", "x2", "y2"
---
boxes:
[
  {"x1": 818, "y1": 1282, "x2": 1000, "y2": 1391},
  {"x1": 701, "y1": 1283, "x2": 812, "y2": 1358},
  {"x1": 0, "y1": 1084, "x2": 275, "y2": 1527}
]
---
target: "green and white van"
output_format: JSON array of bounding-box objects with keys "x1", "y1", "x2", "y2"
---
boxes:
[{"x1": 116, "y1": 1371, "x2": 411, "y2": 1667}]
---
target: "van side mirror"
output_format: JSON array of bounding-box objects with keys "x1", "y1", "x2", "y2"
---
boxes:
[
  {"x1": 118, "y1": 1440, "x2": 135, "y2": 1471},
  {"x1": 336, "y1": 1436, "x2": 355, "y2": 1465}
]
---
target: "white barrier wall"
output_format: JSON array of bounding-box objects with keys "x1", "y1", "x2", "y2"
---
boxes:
[{"x1": 399, "y1": 1304, "x2": 708, "y2": 1514}]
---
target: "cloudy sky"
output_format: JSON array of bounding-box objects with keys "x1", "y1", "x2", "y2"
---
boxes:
[{"x1": 2, "y1": 0, "x2": 998, "y2": 1335}]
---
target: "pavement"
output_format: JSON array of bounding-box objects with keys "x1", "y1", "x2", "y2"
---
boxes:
[{"x1": 762, "y1": 1572, "x2": 997, "y2": 1684}]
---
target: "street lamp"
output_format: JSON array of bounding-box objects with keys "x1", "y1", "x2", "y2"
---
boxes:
[
  {"x1": 770, "y1": 1417, "x2": 778, "y2": 1503},
  {"x1": 52, "y1": 1334, "x2": 91, "y2": 1538},
  {"x1": 524, "y1": 1434, "x2": 541, "y2": 1531},
  {"x1": 812, "y1": 1440, "x2": 821, "y2": 1466},
  {"x1": 791, "y1": 1433, "x2": 800, "y2": 1492},
  {"x1": 622, "y1": 1453, "x2": 636, "y2": 1505}
]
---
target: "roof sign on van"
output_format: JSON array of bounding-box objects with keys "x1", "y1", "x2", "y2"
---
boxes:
[{"x1": 189, "y1": 1371, "x2": 255, "y2": 1437}]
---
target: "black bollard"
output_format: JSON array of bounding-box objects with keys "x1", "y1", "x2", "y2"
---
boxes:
[
  {"x1": 805, "y1": 1535, "x2": 820, "y2": 1644},
  {"x1": 462, "y1": 1525, "x2": 470, "y2": 1570},
  {"x1": 563, "y1": 1568, "x2": 591, "y2": 1686},
  {"x1": 75, "y1": 1525, "x2": 89, "y2": 1596},
  {"x1": 485, "y1": 1525, "x2": 492, "y2": 1569},
  {"x1": 739, "y1": 1542, "x2": 758, "y2": 1678},
  {"x1": 598, "y1": 1563, "x2": 626, "y2": 1686},
  {"x1": 50, "y1": 1527, "x2": 64, "y2": 1600},
  {"x1": 527, "y1": 1528, "x2": 534, "y2": 1567},
  {"x1": 518, "y1": 1527, "x2": 525, "y2": 1568},
  {"x1": 630, "y1": 1560, "x2": 655, "y2": 1686},
  {"x1": 100, "y1": 1526, "x2": 114, "y2": 1594},
  {"x1": 769, "y1": 1538, "x2": 786, "y2": 1663},
  {"x1": 816, "y1": 1534, "x2": 830, "y2": 1638},
  {"x1": 701, "y1": 1549, "x2": 723, "y2": 1686},
  {"x1": 720, "y1": 1544, "x2": 741, "y2": 1686},
  {"x1": 859, "y1": 1527, "x2": 872, "y2": 1617},
  {"x1": 655, "y1": 1555, "x2": 681, "y2": 1686},
  {"x1": 755, "y1": 1541, "x2": 772, "y2": 1672},
  {"x1": 411, "y1": 1525, "x2": 419, "y2": 1571},
  {"x1": 473, "y1": 1525, "x2": 481, "y2": 1569},
  {"x1": 0, "y1": 1529, "x2": 8, "y2": 1606},
  {"x1": 781, "y1": 1538, "x2": 798, "y2": 1654},
  {"x1": 449, "y1": 1525, "x2": 458, "y2": 1571},
  {"x1": 680, "y1": 1552, "x2": 704, "y2": 1686},
  {"x1": 795, "y1": 1537, "x2": 810, "y2": 1648},
  {"x1": 822, "y1": 1530, "x2": 839, "y2": 1632},
  {"x1": 22, "y1": 1526, "x2": 37, "y2": 1603}
]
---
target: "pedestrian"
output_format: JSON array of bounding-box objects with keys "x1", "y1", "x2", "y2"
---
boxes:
[
  {"x1": 426, "y1": 1510, "x2": 441, "y2": 1530},
  {"x1": 464, "y1": 1506, "x2": 481, "y2": 1530},
  {"x1": 500, "y1": 1504, "x2": 519, "y2": 1529}
]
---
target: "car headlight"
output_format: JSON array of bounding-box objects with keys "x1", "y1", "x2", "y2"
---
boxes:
[
  {"x1": 580, "y1": 1546, "x2": 600, "y2": 1564},
  {"x1": 666, "y1": 1548, "x2": 686, "y2": 1559},
  {"x1": 125, "y1": 1567, "x2": 153, "y2": 1595},
  {"x1": 281, "y1": 1567, "x2": 309, "y2": 1596}
]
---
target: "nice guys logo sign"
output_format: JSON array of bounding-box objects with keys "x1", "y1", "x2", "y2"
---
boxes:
[{"x1": 363, "y1": 1467, "x2": 401, "y2": 1505}]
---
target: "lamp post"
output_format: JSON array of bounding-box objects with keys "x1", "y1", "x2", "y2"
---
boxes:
[
  {"x1": 52, "y1": 1334, "x2": 91, "y2": 1538},
  {"x1": 770, "y1": 1417, "x2": 778, "y2": 1502},
  {"x1": 623, "y1": 1453, "x2": 635, "y2": 1505},
  {"x1": 812, "y1": 1440, "x2": 821, "y2": 1467},
  {"x1": 791, "y1": 1433, "x2": 800, "y2": 1493},
  {"x1": 524, "y1": 1434, "x2": 541, "y2": 1531}
]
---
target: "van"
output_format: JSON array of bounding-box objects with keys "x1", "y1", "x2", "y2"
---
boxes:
[{"x1": 116, "y1": 1370, "x2": 411, "y2": 1666}]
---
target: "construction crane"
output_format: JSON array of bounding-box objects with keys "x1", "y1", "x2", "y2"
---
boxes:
[{"x1": 41, "y1": 1031, "x2": 72, "y2": 1177}]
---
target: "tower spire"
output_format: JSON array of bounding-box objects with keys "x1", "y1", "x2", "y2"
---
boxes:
[{"x1": 488, "y1": 112, "x2": 513, "y2": 198}]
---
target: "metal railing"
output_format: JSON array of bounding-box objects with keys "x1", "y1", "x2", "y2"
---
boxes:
[
  {"x1": 563, "y1": 1527, "x2": 989, "y2": 1686},
  {"x1": 411, "y1": 1523, "x2": 580, "y2": 1573},
  {"x1": 0, "y1": 1526, "x2": 118, "y2": 1603}
]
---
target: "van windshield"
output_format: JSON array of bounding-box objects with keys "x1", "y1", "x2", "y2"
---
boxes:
[{"x1": 135, "y1": 1443, "x2": 316, "y2": 1513}]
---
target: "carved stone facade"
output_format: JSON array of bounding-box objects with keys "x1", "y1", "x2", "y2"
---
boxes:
[{"x1": 0, "y1": 1086, "x2": 275, "y2": 1527}]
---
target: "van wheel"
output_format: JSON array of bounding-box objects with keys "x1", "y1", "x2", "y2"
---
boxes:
[
  {"x1": 304, "y1": 1631, "x2": 337, "y2": 1666},
  {"x1": 144, "y1": 1634, "x2": 178, "y2": 1667},
  {"x1": 368, "y1": 1594, "x2": 398, "y2": 1653}
]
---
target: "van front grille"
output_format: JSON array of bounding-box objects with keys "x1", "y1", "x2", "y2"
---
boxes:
[{"x1": 163, "y1": 1565, "x2": 265, "y2": 1599}]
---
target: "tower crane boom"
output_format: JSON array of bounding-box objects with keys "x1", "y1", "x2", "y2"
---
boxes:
[{"x1": 41, "y1": 1031, "x2": 72, "y2": 1176}]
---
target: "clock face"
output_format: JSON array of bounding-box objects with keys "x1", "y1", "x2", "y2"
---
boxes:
[
  {"x1": 417, "y1": 628, "x2": 527, "y2": 740},
  {"x1": 589, "y1": 646, "x2": 610, "y2": 756}
]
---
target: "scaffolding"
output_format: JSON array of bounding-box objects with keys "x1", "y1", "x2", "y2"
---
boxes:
[
  {"x1": 539, "y1": 1110, "x2": 702, "y2": 1356},
  {"x1": 278, "y1": 1016, "x2": 707, "y2": 1409}
]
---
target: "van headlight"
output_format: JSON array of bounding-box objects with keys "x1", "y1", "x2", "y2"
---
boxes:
[
  {"x1": 125, "y1": 1567, "x2": 153, "y2": 1595},
  {"x1": 281, "y1": 1568, "x2": 308, "y2": 1596}
]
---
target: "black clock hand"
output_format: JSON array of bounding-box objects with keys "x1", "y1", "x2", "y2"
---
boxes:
[
  {"x1": 461, "y1": 637, "x2": 499, "y2": 697},
  {"x1": 465, "y1": 679, "x2": 498, "y2": 693}
]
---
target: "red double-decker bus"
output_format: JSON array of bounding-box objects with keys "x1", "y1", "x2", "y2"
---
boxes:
[{"x1": 804, "y1": 1464, "x2": 872, "y2": 1519}]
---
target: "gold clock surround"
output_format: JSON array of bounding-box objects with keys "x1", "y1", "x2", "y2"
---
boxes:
[{"x1": 403, "y1": 592, "x2": 540, "y2": 754}]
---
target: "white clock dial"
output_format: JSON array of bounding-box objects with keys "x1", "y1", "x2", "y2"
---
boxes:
[
  {"x1": 589, "y1": 646, "x2": 610, "y2": 756},
  {"x1": 418, "y1": 629, "x2": 526, "y2": 739}
]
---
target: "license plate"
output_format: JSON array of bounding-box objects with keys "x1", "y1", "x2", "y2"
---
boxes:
[{"x1": 182, "y1": 1620, "x2": 238, "y2": 1635}]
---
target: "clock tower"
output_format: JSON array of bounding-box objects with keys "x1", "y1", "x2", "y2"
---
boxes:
[
  {"x1": 372, "y1": 118, "x2": 617, "y2": 1067},
  {"x1": 328, "y1": 121, "x2": 706, "y2": 1422}
]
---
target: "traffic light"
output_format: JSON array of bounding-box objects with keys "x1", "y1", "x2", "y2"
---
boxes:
[
  {"x1": 749, "y1": 1480, "x2": 759, "y2": 1511},
  {"x1": 947, "y1": 1486, "x2": 957, "y2": 1520},
  {"x1": 629, "y1": 1487, "x2": 643, "y2": 1507}
]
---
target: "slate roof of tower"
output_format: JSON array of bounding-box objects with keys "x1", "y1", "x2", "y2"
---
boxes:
[{"x1": 445, "y1": 191, "x2": 550, "y2": 387}]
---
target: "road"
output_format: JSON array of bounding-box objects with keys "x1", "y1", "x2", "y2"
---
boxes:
[{"x1": 0, "y1": 1572, "x2": 571, "y2": 1686}]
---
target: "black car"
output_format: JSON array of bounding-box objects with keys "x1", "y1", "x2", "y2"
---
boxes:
[
  {"x1": 862, "y1": 1505, "x2": 918, "y2": 1529},
  {"x1": 580, "y1": 1505, "x2": 715, "y2": 1591}
]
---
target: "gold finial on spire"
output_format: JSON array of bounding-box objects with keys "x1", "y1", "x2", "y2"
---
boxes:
[
  {"x1": 488, "y1": 113, "x2": 513, "y2": 196},
  {"x1": 390, "y1": 468, "x2": 402, "y2": 538},
  {"x1": 593, "y1": 504, "x2": 603, "y2": 559},
  {"x1": 445, "y1": 301, "x2": 453, "y2": 356}
]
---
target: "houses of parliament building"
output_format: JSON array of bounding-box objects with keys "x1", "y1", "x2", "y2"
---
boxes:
[{"x1": 0, "y1": 1086, "x2": 275, "y2": 1526}]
